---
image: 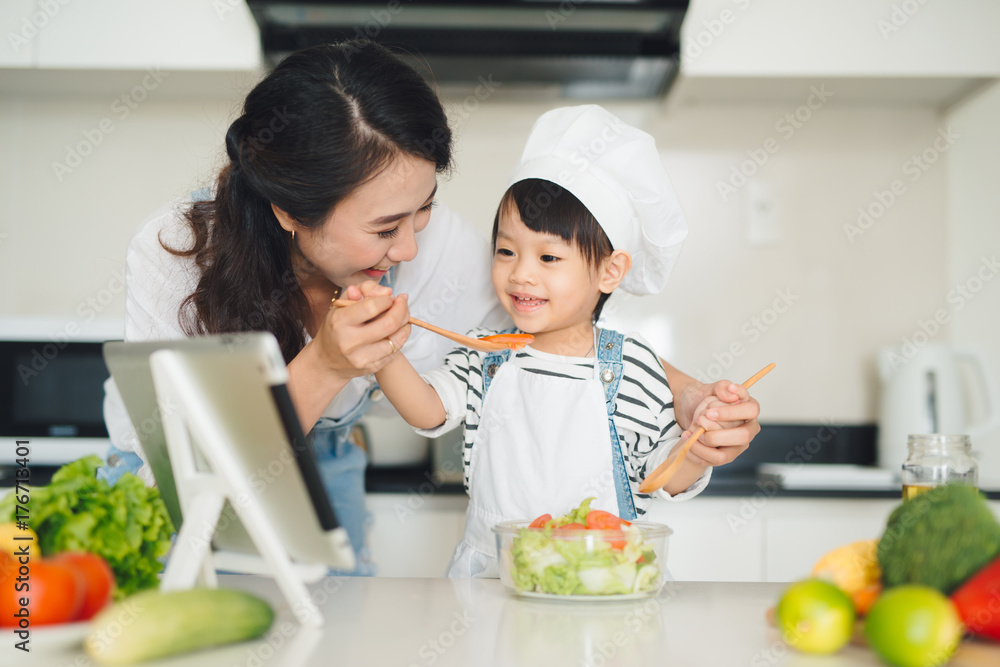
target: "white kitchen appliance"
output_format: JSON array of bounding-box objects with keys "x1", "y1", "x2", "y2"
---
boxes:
[
  {"x1": 876, "y1": 344, "x2": 1000, "y2": 478},
  {"x1": 0, "y1": 317, "x2": 122, "y2": 467}
]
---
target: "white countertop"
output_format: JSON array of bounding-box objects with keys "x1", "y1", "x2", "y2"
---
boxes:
[{"x1": 9, "y1": 577, "x2": 1000, "y2": 667}]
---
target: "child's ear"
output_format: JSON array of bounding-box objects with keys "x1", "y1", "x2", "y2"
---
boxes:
[{"x1": 599, "y1": 250, "x2": 632, "y2": 294}]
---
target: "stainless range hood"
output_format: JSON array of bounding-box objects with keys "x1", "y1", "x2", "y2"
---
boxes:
[{"x1": 246, "y1": 1, "x2": 689, "y2": 98}]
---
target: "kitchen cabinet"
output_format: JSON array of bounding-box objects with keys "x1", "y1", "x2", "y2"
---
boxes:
[
  {"x1": 0, "y1": 1, "x2": 36, "y2": 67},
  {"x1": 674, "y1": 0, "x2": 1000, "y2": 107},
  {"x1": 367, "y1": 493, "x2": 467, "y2": 578},
  {"x1": 663, "y1": 495, "x2": 1000, "y2": 582},
  {"x1": 1, "y1": 0, "x2": 261, "y2": 70},
  {"x1": 645, "y1": 497, "x2": 765, "y2": 582},
  {"x1": 367, "y1": 491, "x2": 1000, "y2": 582},
  {"x1": 683, "y1": 0, "x2": 1000, "y2": 78},
  {"x1": 760, "y1": 499, "x2": 897, "y2": 582}
]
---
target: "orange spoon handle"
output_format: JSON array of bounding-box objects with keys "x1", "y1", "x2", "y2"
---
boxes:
[
  {"x1": 637, "y1": 363, "x2": 775, "y2": 494},
  {"x1": 331, "y1": 298, "x2": 515, "y2": 352}
]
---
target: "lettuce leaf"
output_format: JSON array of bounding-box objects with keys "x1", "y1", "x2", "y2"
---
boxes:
[{"x1": 0, "y1": 455, "x2": 174, "y2": 598}]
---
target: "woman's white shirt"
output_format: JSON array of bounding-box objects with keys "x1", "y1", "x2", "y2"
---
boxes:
[{"x1": 103, "y1": 195, "x2": 509, "y2": 475}]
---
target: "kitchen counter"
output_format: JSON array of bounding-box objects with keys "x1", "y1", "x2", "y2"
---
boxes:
[
  {"x1": 367, "y1": 466, "x2": 1000, "y2": 500},
  {"x1": 12, "y1": 577, "x2": 1000, "y2": 666}
]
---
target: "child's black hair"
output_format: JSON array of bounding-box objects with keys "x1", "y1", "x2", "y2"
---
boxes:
[{"x1": 492, "y1": 178, "x2": 614, "y2": 323}]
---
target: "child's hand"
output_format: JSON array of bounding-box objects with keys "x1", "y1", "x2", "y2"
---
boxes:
[{"x1": 680, "y1": 382, "x2": 759, "y2": 467}]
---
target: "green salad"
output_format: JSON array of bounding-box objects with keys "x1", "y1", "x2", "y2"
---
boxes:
[{"x1": 506, "y1": 498, "x2": 661, "y2": 596}]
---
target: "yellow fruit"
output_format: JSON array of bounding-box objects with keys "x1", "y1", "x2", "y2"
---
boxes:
[
  {"x1": 864, "y1": 585, "x2": 963, "y2": 667},
  {"x1": 0, "y1": 522, "x2": 38, "y2": 557},
  {"x1": 812, "y1": 539, "x2": 881, "y2": 598},
  {"x1": 776, "y1": 579, "x2": 856, "y2": 654}
]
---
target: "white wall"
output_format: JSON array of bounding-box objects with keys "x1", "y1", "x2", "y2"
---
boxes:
[
  {"x1": 946, "y1": 80, "x2": 1000, "y2": 477},
  {"x1": 0, "y1": 71, "x2": 255, "y2": 318},
  {"x1": 438, "y1": 95, "x2": 950, "y2": 425},
  {"x1": 0, "y1": 80, "x2": 976, "y2": 427}
]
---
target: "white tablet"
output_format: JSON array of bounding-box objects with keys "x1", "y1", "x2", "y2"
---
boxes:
[{"x1": 103, "y1": 333, "x2": 355, "y2": 572}]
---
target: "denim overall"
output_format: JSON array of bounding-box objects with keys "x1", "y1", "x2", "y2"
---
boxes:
[
  {"x1": 479, "y1": 327, "x2": 638, "y2": 521},
  {"x1": 446, "y1": 327, "x2": 637, "y2": 578}
]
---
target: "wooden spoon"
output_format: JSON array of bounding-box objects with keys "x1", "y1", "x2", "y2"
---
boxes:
[
  {"x1": 331, "y1": 299, "x2": 533, "y2": 353},
  {"x1": 638, "y1": 363, "x2": 776, "y2": 493}
]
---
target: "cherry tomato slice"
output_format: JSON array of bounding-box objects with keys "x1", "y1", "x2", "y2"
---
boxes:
[
  {"x1": 528, "y1": 514, "x2": 552, "y2": 529},
  {"x1": 556, "y1": 522, "x2": 587, "y2": 531},
  {"x1": 585, "y1": 511, "x2": 629, "y2": 549},
  {"x1": 585, "y1": 510, "x2": 626, "y2": 531}
]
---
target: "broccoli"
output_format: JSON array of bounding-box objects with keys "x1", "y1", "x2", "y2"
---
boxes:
[{"x1": 878, "y1": 484, "x2": 1000, "y2": 594}]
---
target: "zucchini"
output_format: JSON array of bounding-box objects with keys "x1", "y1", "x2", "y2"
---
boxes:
[{"x1": 84, "y1": 587, "x2": 274, "y2": 665}]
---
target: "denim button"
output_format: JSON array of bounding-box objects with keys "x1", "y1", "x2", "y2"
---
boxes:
[
  {"x1": 370, "y1": 389, "x2": 384, "y2": 402},
  {"x1": 600, "y1": 368, "x2": 615, "y2": 383},
  {"x1": 487, "y1": 364, "x2": 499, "y2": 378}
]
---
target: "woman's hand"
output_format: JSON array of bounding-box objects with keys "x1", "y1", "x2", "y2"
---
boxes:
[
  {"x1": 311, "y1": 281, "x2": 410, "y2": 380},
  {"x1": 678, "y1": 381, "x2": 761, "y2": 468}
]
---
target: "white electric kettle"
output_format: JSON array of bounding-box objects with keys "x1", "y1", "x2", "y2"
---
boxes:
[{"x1": 877, "y1": 344, "x2": 1000, "y2": 476}]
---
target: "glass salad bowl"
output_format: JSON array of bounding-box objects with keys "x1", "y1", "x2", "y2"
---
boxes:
[{"x1": 493, "y1": 519, "x2": 672, "y2": 600}]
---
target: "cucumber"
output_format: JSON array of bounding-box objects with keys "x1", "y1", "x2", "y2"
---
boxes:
[{"x1": 84, "y1": 587, "x2": 274, "y2": 665}]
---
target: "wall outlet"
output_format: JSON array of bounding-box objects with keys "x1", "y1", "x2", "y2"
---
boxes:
[{"x1": 745, "y1": 181, "x2": 780, "y2": 246}]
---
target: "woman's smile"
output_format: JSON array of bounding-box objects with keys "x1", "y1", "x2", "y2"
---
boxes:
[{"x1": 363, "y1": 264, "x2": 393, "y2": 279}]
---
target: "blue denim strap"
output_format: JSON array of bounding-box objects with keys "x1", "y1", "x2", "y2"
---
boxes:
[
  {"x1": 96, "y1": 443, "x2": 145, "y2": 486},
  {"x1": 597, "y1": 328, "x2": 637, "y2": 521},
  {"x1": 310, "y1": 384, "x2": 379, "y2": 576},
  {"x1": 480, "y1": 328, "x2": 516, "y2": 396}
]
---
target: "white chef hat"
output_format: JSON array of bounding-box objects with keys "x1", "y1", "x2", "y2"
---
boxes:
[{"x1": 506, "y1": 105, "x2": 688, "y2": 295}]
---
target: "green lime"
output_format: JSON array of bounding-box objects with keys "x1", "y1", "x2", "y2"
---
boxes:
[
  {"x1": 776, "y1": 579, "x2": 856, "y2": 654},
  {"x1": 864, "y1": 585, "x2": 963, "y2": 667}
]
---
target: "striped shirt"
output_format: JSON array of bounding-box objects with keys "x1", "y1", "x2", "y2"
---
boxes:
[{"x1": 418, "y1": 328, "x2": 710, "y2": 515}]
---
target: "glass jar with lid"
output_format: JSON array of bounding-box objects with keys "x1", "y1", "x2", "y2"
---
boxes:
[{"x1": 901, "y1": 434, "x2": 978, "y2": 499}]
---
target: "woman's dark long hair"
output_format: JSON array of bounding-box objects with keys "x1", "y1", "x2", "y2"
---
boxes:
[{"x1": 167, "y1": 40, "x2": 452, "y2": 362}]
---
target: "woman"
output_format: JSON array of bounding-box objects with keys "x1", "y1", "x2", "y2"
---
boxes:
[{"x1": 102, "y1": 40, "x2": 761, "y2": 574}]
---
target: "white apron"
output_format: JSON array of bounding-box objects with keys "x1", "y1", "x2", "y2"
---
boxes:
[{"x1": 447, "y1": 328, "x2": 636, "y2": 578}]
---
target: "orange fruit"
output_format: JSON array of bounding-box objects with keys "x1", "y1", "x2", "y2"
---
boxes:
[
  {"x1": 812, "y1": 539, "x2": 881, "y2": 611},
  {"x1": 851, "y1": 583, "x2": 883, "y2": 616}
]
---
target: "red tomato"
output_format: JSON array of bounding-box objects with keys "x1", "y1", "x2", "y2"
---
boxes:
[
  {"x1": 585, "y1": 510, "x2": 625, "y2": 530},
  {"x1": 528, "y1": 514, "x2": 552, "y2": 529},
  {"x1": 585, "y1": 511, "x2": 628, "y2": 549},
  {"x1": 52, "y1": 552, "x2": 116, "y2": 621},
  {"x1": 952, "y1": 553, "x2": 1000, "y2": 640},
  {"x1": 556, "y1": 522, "x2": 587, "y2": 531},
  {"x1": 0, "y1": 551, "x2": 84, "y2": 627}
]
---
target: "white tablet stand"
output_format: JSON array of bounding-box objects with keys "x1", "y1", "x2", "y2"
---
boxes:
[{"x1": 150, "y1": 349, "x2": 327, "y2": 627}]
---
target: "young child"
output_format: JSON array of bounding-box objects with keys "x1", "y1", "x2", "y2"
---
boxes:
[{"x1": 375, "y1": 105, "x2": 712, "y2": 578}]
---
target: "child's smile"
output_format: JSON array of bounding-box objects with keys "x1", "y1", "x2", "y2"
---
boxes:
[{"x1": 509, "y1": 292, "x2": 548, "y2": 312}]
